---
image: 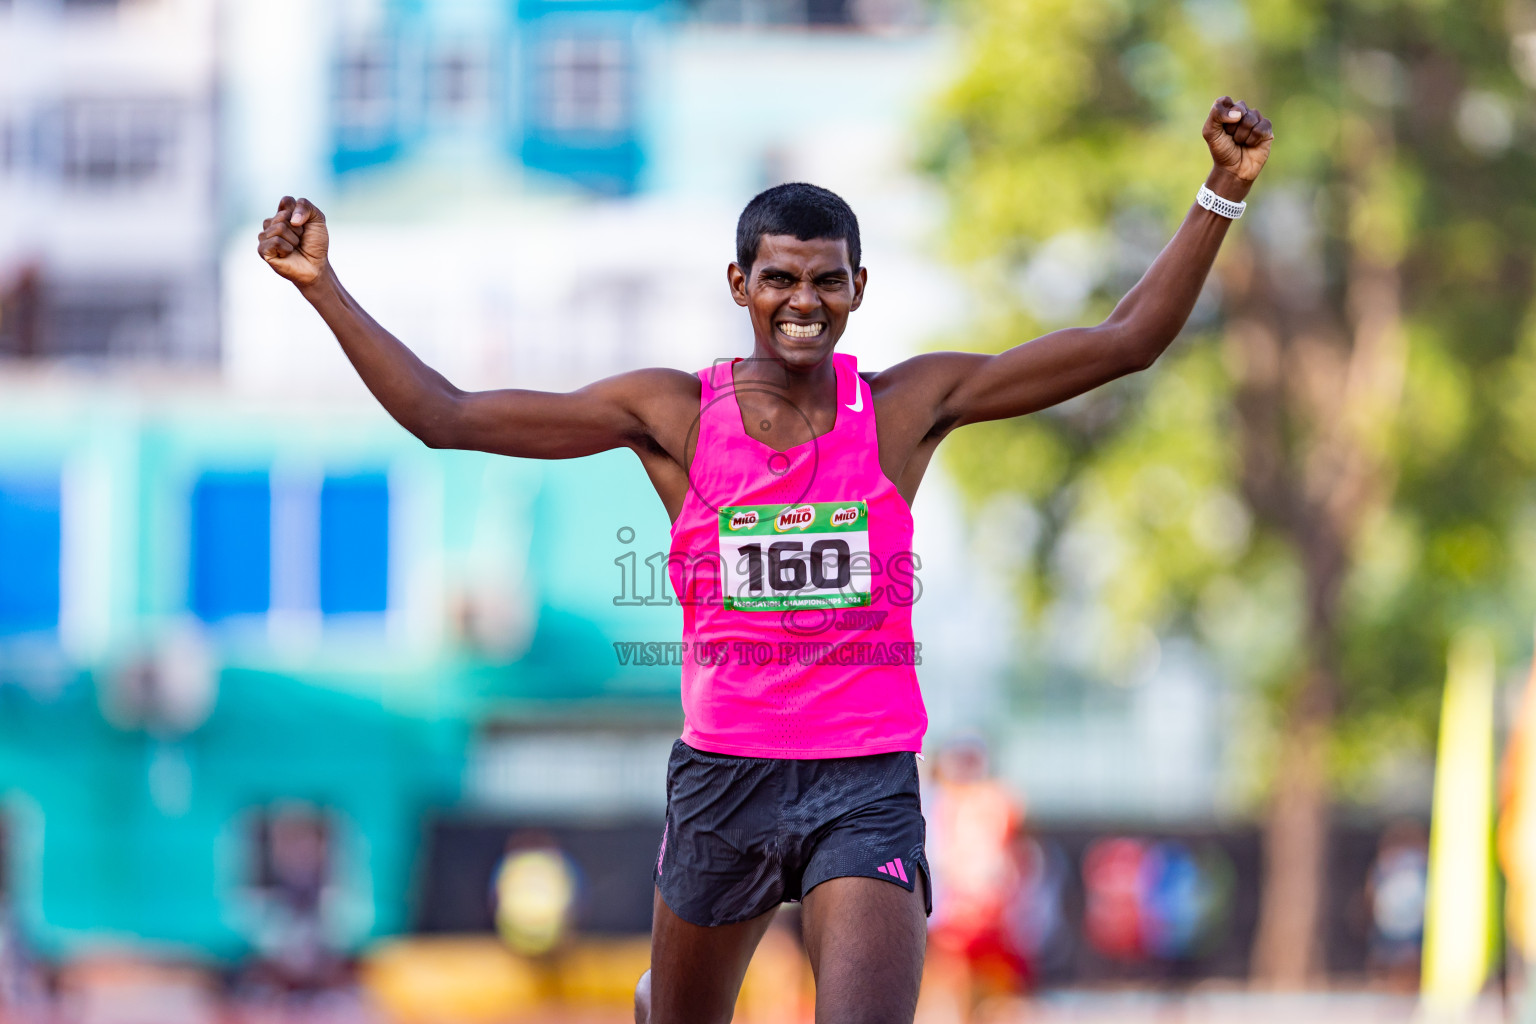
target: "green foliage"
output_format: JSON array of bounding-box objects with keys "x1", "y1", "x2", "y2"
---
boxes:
[{"x1": 928, "y1": 0, "x2": 1536, "y2": 790}]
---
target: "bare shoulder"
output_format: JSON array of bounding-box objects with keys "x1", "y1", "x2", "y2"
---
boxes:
[
  {"x1": 600, "y1": 366, "x2": 700, "y2": 449},
  {"x1": 604, "y1": 365, "x2": 700, "y2": 403},
  {"x1": 861, "y1": 351, "x2": 988, "y2": 447},
  {"x1": 868, "y1": 351, "x2": 986, "y2": 394},
  {"x1": 866, "y1": 350, "x2": 989, "y2": 416}
]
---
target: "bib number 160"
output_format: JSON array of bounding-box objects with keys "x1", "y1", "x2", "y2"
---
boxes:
[
  {"x1": 739, "y1": 539, "x2": 852, "y2": 592},
  {"x1": 717, "y1": 501, "x2": 870, "y2": 611}
]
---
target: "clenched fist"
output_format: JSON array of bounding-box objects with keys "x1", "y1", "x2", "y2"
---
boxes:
[
  {"x1": 258, "y1": 196, "x2": 329, "y2": 287},
  {"x1": 1203, "y1": 96, "x2": 1274, "y2": 184}
]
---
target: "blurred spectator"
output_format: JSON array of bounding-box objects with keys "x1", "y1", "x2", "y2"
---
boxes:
[
  {"x1": 0, "y1": 265, "x2": 41, "y2": 358},
  {"x1": 1080, "y1": 836, "x2": 1234, "y2": 976},
  {"x1": 1081, "y1": 837, "x2": 1145, "y2": 962},
  {"x1": 924, "y1": 736, "x2": 1029, "y2": 1007},
  {"x1": 1362, "y1": 819, "x2": 1428, "y2": 986},
  {"x1": 239, "y1": 805, "x2": 349, "y2": 1003},
  {"x1": 0, "y1": 819, "x2": 46, "y2": 1017}
]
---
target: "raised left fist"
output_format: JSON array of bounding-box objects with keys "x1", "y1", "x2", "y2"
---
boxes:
[
  {"x1": 258, "y1": 196, "x2": 329, "y2": 288},
  {"x1": 1203, "y1": 96, "x2": 1274, "y2": 183}
]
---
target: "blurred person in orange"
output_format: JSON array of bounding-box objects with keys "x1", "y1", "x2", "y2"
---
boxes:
[
  {"x1": 924, "y1": 736, "x2": 1028, "y2": 1008},
  {"x1": 1500, "y1": 647, "x2": 1536, "y2": 1021}
]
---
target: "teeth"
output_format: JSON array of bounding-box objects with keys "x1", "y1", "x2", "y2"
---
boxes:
[{"x1": 779, "y1": 322, "x2": 825, "y2": 339}]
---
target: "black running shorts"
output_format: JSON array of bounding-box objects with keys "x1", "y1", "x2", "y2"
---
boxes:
[{"x1": 653, "y1": 740, "x2": 931, "y2": 927}]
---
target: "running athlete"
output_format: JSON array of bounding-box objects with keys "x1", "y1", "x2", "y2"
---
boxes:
[{"x1": 258, "y1": 96, "x2": 1273, "y2": 1023}]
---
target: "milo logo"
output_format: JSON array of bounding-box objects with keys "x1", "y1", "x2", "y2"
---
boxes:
[
  {"x1": 774, "y1": 505, "x2": 815, "y2": 532},
  {"x1": 830, "y1": 506, "x2": 861, "y2": 528},
  {"x1": 728, "y1": 510, "x2": 759, "y2": 531}
]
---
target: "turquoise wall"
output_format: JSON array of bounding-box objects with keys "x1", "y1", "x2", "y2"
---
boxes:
[{"x1": 0, "y1": 398, "x2": 682, "y2": 961}]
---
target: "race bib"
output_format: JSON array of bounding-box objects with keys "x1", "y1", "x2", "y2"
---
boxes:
[{"x1": 717, "y1": 501, "x2": 872, "y2": 611}]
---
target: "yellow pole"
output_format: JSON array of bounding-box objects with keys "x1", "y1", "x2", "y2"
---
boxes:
[{"x1": 1421, "y1": 629, "x2": 1496, "y2": 1015}]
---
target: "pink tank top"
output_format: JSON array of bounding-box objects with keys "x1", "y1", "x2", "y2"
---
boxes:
[{"x1": 667, "y1": 353, "x2": 927, "y2": 758}]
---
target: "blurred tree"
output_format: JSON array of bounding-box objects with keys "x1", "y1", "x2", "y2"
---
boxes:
[{"x1": 926, "y1": 0, "x2": 1536, "y2": 983}]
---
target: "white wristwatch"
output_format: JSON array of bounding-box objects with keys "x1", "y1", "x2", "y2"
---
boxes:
[{"x1": 1196, "y1": 183, "x2": 1246, "y2": 219}]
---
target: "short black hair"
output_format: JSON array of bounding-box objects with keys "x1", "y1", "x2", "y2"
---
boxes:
[{"x1": 735, "y1": 183, "x2": 861, "y2": 273}]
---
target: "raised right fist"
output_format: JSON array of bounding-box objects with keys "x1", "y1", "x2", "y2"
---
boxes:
[
  {"x1": 257, "y1": 196, "x2": 329, "y2": 287},
  {"x1": 1202, "y1": 96, "x2": 1273, "y2": 184}
]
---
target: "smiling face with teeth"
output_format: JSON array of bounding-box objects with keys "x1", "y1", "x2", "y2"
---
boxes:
[{"x1": 728, "y1": 233, "x2": 867, "y2": 373}]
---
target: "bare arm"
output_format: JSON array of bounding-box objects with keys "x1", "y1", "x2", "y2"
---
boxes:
[
  {"x1": 257, "y1": 197, "x2": 694, "y2": 459},
  {"x1": 884, "y1": 96, "x2": 1274, "y2": 438}
]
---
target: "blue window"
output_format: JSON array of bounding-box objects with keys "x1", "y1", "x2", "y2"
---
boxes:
[
  {"x1": 319, "y1": 475, "x2": 389, "y2": 615},
  {"x1": 519, "y1": 24, "x2": 644, "y2": 195},
  {"x1": 332, "y1": 38, "x2": 403, "y2": 175},
  {"x1": 0, "y1": 476, "x2": 61, "y2": 634},
  {"x1": 191, "y1": 473, "x2": 271, "y2": 621}
]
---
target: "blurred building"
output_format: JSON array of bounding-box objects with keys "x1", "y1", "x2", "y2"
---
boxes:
[
  {"x1": 219, "y1": 0, "x2": 961, "y2": 396},
  {"x1": 0, "y1": 0, "x2": 219, "y2": 362},
  {"x1": 0, "y1": 0, "x2": 1017, "y2": 970},
  {"x1": 0, "y1": 0, "x2": 1433, "y2": 993}
]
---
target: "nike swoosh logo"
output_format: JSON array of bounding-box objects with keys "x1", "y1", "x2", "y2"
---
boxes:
[{"x1": 846, "y1": 379, "x2": 864, "y2": 412}]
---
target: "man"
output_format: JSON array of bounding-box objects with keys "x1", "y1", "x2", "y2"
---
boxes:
[{"x1": 258, "y1": 95, "x2": 1272, "y2": 1024}]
